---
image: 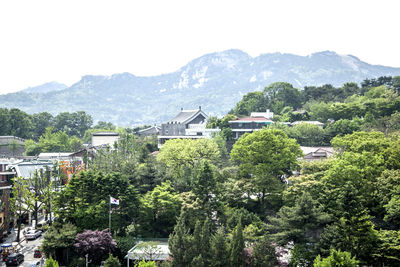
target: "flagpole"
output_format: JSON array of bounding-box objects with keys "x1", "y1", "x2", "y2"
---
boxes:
[{"x1": 109, "y1": 195, "x2": 111, "y2": 232}]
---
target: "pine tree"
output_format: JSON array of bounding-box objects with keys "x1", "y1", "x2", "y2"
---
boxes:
[
  {"x1": 251, "y1": 236, "x2": 277, "y2": 267},
  {"x1": 229, "y1": 218, "x2": 245, "y2": 267},
  {"x1": 211, "y1": 226, "x2": 229, "y2": 267},
  {"x1": 168, "y1": 210, "x2": 195, "y2": 267}
]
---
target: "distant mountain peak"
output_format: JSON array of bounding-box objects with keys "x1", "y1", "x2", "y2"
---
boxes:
[{"x1": 4, "y1": 49, "x2": 400, "y2": 125}]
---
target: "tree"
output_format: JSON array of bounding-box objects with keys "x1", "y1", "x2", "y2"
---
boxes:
[
  {"x1": 8, "y1": 108, "x2": 32, "y2": 138},
  {"x1": 55, "y1": 171, "x2": 140, "y2": 231},
  {"x1": 233, "y1": 91, "x2": 266, "y2": 116},
  {"x1": 54, "y1": 111, "x2": 93, "y2": 137},
  {"x1": 230, "y1": 129, "x2": 302, "y2": 209},
  {"x1": 269, "y1": 193, "x2": 330, "y2": 246},
  {"x1": 158, "y1": 139, "x2": 220, "y2": 191},
  {"x1": 9, "y1": 176, "x2": 34, "y2": 242},
  {"x1": 74, "y1": 229, "x2": 117, "y2": 265},
  {"x1": 31, "y1": 112, "x2": 54, "y2": 140},
  {"x1": 134, "y1": 260, "x2": 157, "y2": 267},
  {"x1": 41, "y1": 223, "x2": 78, "y2": 263},
  {"x1": 139, "y1": 181, "x2": 181, "y2": 237},
  {"x1": 229, "y1": 218, "x2": 245, "y2": 267},
  {"x1": 264, "y1": 82, "x2": 302, "y2": 112},
  {"x1": 251, "y1": 235, "x2": 277, "y2": 267},
  {"x1": 43, "y1": 256, "x2": 60, "y2": 267},
  {"x1": 313, "y1": 249, "x2": 358, "y2": 267},
  {"x1": 104, "y1": 254, "x2": 121, "y2": 267},
  {"x1": 211, "y1": 226, "x2": 229, "y2": 267},
  {"x1": 168, "y1": 211, "x2": 195, "y2": 267}
]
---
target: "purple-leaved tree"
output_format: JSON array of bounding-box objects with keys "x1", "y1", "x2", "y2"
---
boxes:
[{"x1": 74, "y1": 229, "x2": 117, "y2": 264}]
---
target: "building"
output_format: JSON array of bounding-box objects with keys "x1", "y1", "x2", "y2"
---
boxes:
[
  {"x1": 0, "y1": 136, "x2": 25, "y2": 158},
  {"x1": 157, "y1": 107, "x2": 220, "y2": 148},
  {"x1": 300, "y1": 147, "x2": 334, "y2": 161},
  {"x1": 0, "y1": 159, "x2": 16, "y2": 239},
  {"x1": 126, "y1": 239, "x2": 170, "y2": 266},
  {"x1": 229, "y1": 110, "x2": 274, "y2": 140},
  {"x1": 136, "y1": 126, "x2": 161, "y2": 137},
  {"x1": 91, "y1": 132, "x2": 120, "y2": 147},
  {"x1": 291, "y1": 121, "x2": 324, "y2": 127}
]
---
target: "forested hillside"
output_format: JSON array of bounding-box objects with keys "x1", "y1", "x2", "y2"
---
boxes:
[
  {"x1": 6, "y1": 76, "x2": 400, "y2": 266},
  {"x1": 1, "y1": 50, "x2": 400, "y2": 125}
]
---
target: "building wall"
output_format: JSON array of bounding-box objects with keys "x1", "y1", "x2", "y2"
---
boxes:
[
  {"x1": 92, "y1": 135, "x2": 120, "y2": 147},
  {"x1": 161, "y1": 123, "x2": 186, "y2": 136}
]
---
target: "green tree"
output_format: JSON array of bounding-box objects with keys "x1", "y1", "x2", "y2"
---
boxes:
[
  {"x1": 313, "y1": 249, "x2": 358, "y2": 267},
  {"x1": 211, "y1": 226, "x2": 229, "y2": 267},
  {"x1": 104, "y1": 254, "x2": 121, "y2": 267},
  {"x1": 229, "y1": 218, "x2": 245, "y2": 267},
  {"x1": 134, "y1": 260, "x2": 157, "y2": 267},
  {"x1": 54, "y1": 171, "x2": 139, "y2": 231},
  {"x1": 44, "y1": 256, "x2": 60, "y2": 267},
  {"x1": 251, "y1": 235, "x2": 277, "y2": 267},
  {"x1": 139, "y1": 181, "x2": 181, "y2": 237},
  {"x1": 230, "y1": 129, "x2": 302, "y2": 209},
  {"x1": 41, "y1": 223, "x2": 78, "y2": 263},
  {"x1": 269, "y1": 193, "x2": 330, "y2": 246},
  {"x1": 9, "y1": 176, "x2": 34, "y2": 242},
  {"x1": 168, "y1": 211, "x2": 195, "y2": 267},
  {"x1": 8, "y1": 108, "x2": 32, "y2": 138},
  {"x1": 158, "y1": 139, "x2": 220, "y2": 191},
  {"x1": 31, "y1": 112, "x2": 54, "y2": 140}
]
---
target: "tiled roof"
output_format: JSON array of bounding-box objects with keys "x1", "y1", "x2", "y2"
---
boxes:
[{"x1": 167, "y1": 109, "x2": 207, "y2": 124}]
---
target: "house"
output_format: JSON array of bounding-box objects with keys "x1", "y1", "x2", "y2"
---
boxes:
[
  {"x1": 126, "y1": 239, "x2": 170, "y2": 266},
  {"x1": 91, "y1": 132, "x2": 120, "y2": 147},
  {"x1": 0, "y1": 136, "x2": 26, "y2": 158},
  {"x1": 229, "y1": 109, "x2": 274, "y2": 140},
  {"x1": 300, "y1": 147, "x2": 334, "y2": 161},
  {"x1": 38, "y1": 152, "x2": 84, "y2": 182},
  {"x1": 157, "y1": 107, "x2": 220, "y2": 148},
  {"x1": 291, "y1": 121, "x2": 324, "y2": 127},
  {"x1": 0, "y1": 159, "x2": 16, "y2": 239},
  {"x1": 136, "y1": 126, "x2": 161, "y2": 137}
]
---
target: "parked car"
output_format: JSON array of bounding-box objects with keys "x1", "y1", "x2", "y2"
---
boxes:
[
  {"x1": 33, "y1": 248, "x2": 42, "y2": 258},
  {"x1": 25, "y1": 229, "x2": 42, "y2": 240},
  {"x1": 4, "y1": 253, "x2": 24, "y2": 266}
]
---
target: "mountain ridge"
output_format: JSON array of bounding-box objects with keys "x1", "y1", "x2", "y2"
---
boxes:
[{"x1": 1, "y1": 50, "x2": 400, "y2": 126}]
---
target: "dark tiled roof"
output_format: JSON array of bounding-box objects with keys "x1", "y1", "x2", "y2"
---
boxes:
[{"x1": 167, "y1": 109, "x2": 206, "y2": 124}]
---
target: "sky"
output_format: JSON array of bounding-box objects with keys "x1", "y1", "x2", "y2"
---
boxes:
[{"x1": 0, "y1": 0, "x2": 399, "y2": 94}]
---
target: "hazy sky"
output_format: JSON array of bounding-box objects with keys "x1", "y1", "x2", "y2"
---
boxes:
[{"x1": 0, "y1": 0, "x2": 399, "y2": 94}]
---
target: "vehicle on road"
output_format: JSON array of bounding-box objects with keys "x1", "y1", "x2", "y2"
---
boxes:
[
  {"x1": 4, "y1": 252, "x2": 24, "y2": 266},
  {"x1": 25, "y1": 230, "x2": 42, "y2": 240},
  {"x1": 34, "y1": 248, "x2": 42, "y2": 258}
]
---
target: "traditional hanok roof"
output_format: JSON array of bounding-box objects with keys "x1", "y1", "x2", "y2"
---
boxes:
[
  {"x1": 167, "y1": 108, "x2": 207, "y2": 124},
  {"x1": 300, "y1": 146, "x2": 334, "y2": 161},
  {"x1": 137, "y1": 126, "x2": 161, "y2": 135}
]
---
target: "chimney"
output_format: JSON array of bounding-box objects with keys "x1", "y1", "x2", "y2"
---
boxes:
[
  {"x1": 181, "y1": 107, "x2": 183, "y2": 111},
  {"x1": 199, "y1": 106, "x2": 201, "y2": 110}
]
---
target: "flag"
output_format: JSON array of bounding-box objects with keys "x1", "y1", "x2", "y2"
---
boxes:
[{"x1": 110, "y1": 196, "x2": 119, "y2": 205}]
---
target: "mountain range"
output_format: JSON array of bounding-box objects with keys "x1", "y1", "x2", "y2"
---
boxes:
[{"x1": 1, "y1": 49, "x2": 400, "y2": 126}]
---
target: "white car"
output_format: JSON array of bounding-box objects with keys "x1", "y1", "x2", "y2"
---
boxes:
[{"x1": 25, "y1": 229, "x2": 42, "y2": 240}]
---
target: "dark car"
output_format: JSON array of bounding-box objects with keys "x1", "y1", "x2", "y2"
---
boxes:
[{"x1": 4, "y1": 252, "x2": 24, "y2": 266}]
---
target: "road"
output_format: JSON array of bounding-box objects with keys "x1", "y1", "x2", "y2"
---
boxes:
[{"x1": 1, "y1": 235, "x2": 44, "y2": 267}]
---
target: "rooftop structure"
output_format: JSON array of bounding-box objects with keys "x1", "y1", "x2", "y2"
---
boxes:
[{"x1": 158, "y1": 107, "x2": 220, "y2": 148}]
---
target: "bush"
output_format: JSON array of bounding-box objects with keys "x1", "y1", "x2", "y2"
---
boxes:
[
  {"x1": 44, "y1": 256, "x2": 59, "y2": 267},
  {"x1": 104, "y1": 254, "x2": 121, "y2": 267},
  {"x1": 314, "y1": 249, "x2": 358, "y2": 267}
]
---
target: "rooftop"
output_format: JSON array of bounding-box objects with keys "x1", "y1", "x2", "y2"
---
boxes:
[
  {"x1": 229, "y1": 117, "x2": 273, "y2": 122},
  {"x1": 167, "y1": 107, "x2": 207, "y2": 124}
]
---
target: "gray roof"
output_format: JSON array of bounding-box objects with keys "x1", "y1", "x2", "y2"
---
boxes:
[
  {"x1": 11, "y1": 161, "x2": 53, "y2": 178},
  {"x1": 92, "y1": 132, "x2": 119, "y2": 136},
  {"x1": 167, "y1": 109, "x2": 207, "y2": 124}
]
